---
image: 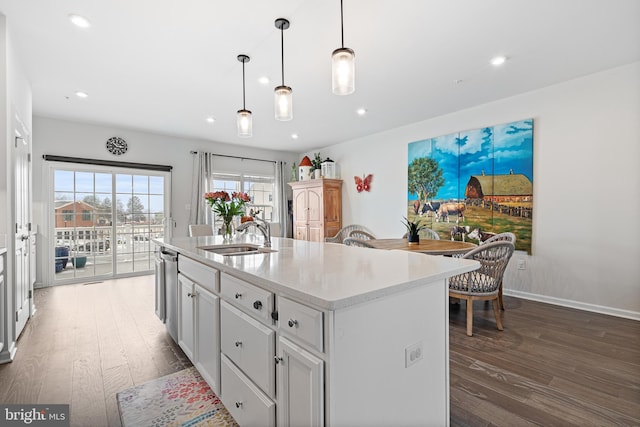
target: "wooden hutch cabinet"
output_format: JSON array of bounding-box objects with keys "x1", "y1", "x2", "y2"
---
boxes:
[{"x1": 289, "y1": 179, "x2": 342, "y2": 242}]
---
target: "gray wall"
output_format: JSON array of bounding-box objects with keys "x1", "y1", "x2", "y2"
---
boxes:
[
  {"x1": 32, "y1": 116, "x2": 298, "y2": 286},
  {"x1": 311, "y1": 62, "x2": 640, "y2": 319}
]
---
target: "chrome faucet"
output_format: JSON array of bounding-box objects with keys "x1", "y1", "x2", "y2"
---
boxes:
[{"x1": 235, "y1": 218, "x2": 271, "y2": 247}]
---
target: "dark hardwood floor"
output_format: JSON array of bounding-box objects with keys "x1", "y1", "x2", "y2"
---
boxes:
[
  {"x1": 0, "y1": 276, "x2": 638, "y2": 426},
  {"x1": 0, "y1": 276, "x2": 191, "y2": 427},
  {"x1": 449, "y1": 297, "x2": 640, "y2": 426}
]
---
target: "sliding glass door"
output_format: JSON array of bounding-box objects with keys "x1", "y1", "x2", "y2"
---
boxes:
[{"x1": 51, "y1": 164, "x2": 170, "y2": 284}]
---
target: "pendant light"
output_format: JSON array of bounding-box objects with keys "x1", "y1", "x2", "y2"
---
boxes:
[
  {"x1": 237, "y1": 54, "x2": 252, "y2": 138},
  {"x1": 332, "y1": 0, "x2": 355, "y2": 95},
  {"x1": 274, "y1": 18, "x2": 292, "y2": 121}
]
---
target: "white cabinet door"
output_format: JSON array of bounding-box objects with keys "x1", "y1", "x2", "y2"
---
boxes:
[
  {"x1": 177, "y1": 273, "x2": 195, "y2": 362},
  {"x1": 195, "y1": 284, "x2": 220, "y2": 394},
  {"x1": 276, "y1": 337, "x2": 324, "y2": 427}
]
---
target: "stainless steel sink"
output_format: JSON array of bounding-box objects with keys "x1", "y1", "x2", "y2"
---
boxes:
[{"x1": 197, "y1": 244, "x2": 276, "y2": 256}]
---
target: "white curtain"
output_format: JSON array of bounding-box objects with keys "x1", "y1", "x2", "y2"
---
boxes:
[
  {"x1": 274, "y1": 161, "x2": 288, "y2": 238},
  {"x1": 189, "y1": 152, "x2": 214, "y2": 229}
]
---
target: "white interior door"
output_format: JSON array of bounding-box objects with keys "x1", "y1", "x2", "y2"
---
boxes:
[{"x1": 14, "y1": 129, "x2": 31, "y2": 338}]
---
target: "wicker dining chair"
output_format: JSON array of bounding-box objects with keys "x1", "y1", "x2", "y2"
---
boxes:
[
  {"x1": 448, "y1": 241, "x2": 515, "y2": 336},
  {"x1": 326, "y1": 224, "x2": 376, "y2": 243},
  {"x1": 481, "y1": 232, "x2": 516, "y2": 310},
  {"x1": 348, "y1": 229, "x2": 377, "y2": 240},
  {"x1": 483, "y1": 232, "x2": 516, "y2": 245},
  {"x1": 343, "y1": 237, "x2": 376, "y2": 248},
  {"x1": 401, "y1": 228, "x2": 440, "y2": 240},
  {"x1": 188, "y1": 224, "x2": 214, "y2": 237}
]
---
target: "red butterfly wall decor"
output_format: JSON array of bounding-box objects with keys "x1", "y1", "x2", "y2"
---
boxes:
[{"x1": 354, "y1": 174, "x2": 373, "y2": 193}]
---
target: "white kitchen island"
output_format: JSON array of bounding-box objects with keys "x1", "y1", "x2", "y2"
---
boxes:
[{"x1": 154, "y1": 235, "x2": 478, "y2": 427}]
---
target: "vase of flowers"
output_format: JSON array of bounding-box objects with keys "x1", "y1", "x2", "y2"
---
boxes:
[
  {"x1": 402, "y1": 216, "x2": 426, "y2": 245},
  {"x1": 204, "y1": 191, "x2": 251, "y2": 241}
]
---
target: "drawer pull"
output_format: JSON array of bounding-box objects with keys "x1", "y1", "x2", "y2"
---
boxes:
[
  {"x1": 274, "y1": 356, "x2": 283, "y2": 364},
  {"x1": 235, "y1": 340, "x2": 243, "y2": 348},
  {"x1": 235, "y1": 402, "x2": 243, "y2": 408},
  {"x1": 288, "y1": 319, "x2": 298, "y2": 328},
  {"x1": 235, "y1": 292, "x2": 243, "y2": 299},
  {"x1": 187, "y1": 292, "x2": 196, "y2": 298},
  {"x1": 253, "y1": 300, "x2": 263, "y2": 310}
]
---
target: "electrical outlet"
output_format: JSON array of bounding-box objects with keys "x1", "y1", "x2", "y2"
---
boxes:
[
  {"x1": 405, "y1": 341, "x2": 424, "y2": 368},
  {"x1": 517, "y1": 259, "x2": 526, "y2": 270}
]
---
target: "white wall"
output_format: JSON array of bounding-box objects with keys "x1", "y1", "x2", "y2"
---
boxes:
[
  {"x1": 31, "y1": 117, "x2": 298, "y2": 284},
  {"x1": 314, "y1": 62, "x2": 640, "y2": 319}
]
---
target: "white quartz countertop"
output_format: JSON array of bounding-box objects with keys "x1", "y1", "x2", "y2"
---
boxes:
[{"x1": 155, "y1": 236, "x2": 479, "y2": 310}]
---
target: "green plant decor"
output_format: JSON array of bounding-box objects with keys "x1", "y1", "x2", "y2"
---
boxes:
[
  {"x1": 311, "y1": 152, "x2": 323, "y2": 171},
  {"x1": 402, "y1": 216, "x2": 427, "y2": 243}
]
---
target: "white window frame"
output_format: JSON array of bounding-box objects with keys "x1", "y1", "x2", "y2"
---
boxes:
[{"x1": 210, "y1": 172, "x2": 277, "y2": 230}]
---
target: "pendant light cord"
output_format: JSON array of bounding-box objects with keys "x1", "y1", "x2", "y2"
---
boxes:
[
  {"x1": 280, "y1": 26, "x2": 285, "y2": 85},
  {"x1": 340, "y1": 0, "x2": 345, "y2": 48},
  {"x1": 242, "y1": 60, "x2": 246, "y2": 109}
]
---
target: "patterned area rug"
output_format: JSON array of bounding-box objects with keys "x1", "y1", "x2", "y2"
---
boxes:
[{"x1": 117, "y1": 367, "x2": 238, "y2": 427}]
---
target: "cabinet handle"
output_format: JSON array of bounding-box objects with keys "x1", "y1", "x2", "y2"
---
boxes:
[
  {"x1": 235, "y1": 341, "x2": 242, "y2": 347},
  {"x1": 253, "y1": 300, "x2": 263, "y2": 310},
  {"x1": 274, "y1": 356, "x2": 283, "y2": 364},
  {"x1": 235, "y1": 292, "x2": 242, "y2": 299},
  {"x1": 288, "y1": 319, "x2": 298, "y2": 328},
  {"x1": 235, "y1": 402, "x2": 243, "y2": 408},
  {"x1": 187, "y1": 292, "x2": 195, "y2": 298}
]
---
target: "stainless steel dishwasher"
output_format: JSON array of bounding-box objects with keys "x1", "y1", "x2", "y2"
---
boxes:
[{"x1": 155, "y1": 248, "x2": 178, "y2": 342}]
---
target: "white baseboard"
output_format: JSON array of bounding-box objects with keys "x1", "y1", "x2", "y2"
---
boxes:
[{"x1": 503, "y1": 289, "x2": 640, "y2": 321}]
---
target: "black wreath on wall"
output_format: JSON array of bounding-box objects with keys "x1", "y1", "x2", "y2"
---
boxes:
[{"x1": 106, "y1": 136, "x2": 128, "y2": 155}]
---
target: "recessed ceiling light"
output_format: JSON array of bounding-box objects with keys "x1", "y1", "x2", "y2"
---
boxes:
[
  {"x1": 291, "y1": 133, "x2": 299, "y2": 139},
  {"x1": 490, "y1": 55, "x2": 507, "y2": 66},
  {"x1": 258, "y1": 76, "x2": 270, "y2": 85},
  {"x1": 206, "y1": 116, "x2": 216, "y2": 123},
  {"x1": 75, "y1": 91, "x2": 88, "y2": 98},
  {"x1": 356, "y1": 108, "x2": 367, "y2": 116},
  {"x1": 68, "y1": 14, "x2": 91, "y2": 28}
]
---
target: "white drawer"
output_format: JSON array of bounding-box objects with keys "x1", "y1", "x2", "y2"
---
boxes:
[
  {"x1": 220, "y1": 301, "x2": 275, "y2": 398},
  {"x1": 220, "y1": 273, "x2": 273, "y2": 323},
  {"x1": 178, "y1": 256, "x2": 218, "y2": 293},
  {"x1": 221, "y1": 354, "x2": 275, "y2": 427},
  {"x1": 277, "y1": 297, "x2": 324, "y2": 352}
]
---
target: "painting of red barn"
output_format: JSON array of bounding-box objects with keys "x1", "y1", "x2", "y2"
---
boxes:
[{"x1": 407, "y1": 119, "x2": 533, "y2": 253}]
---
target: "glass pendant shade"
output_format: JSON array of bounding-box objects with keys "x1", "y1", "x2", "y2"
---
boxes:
[
  {"x1": 274, "y1": 85, "x2": 293, "y2": 121},
  {"x1": 237, "y1": 54, "x2": 252, "y2": 137},
  {"x1": 332, "y1": 47, "x2": 355, "y2": 95},
  {"x1": 237, "y1": 109, "x2": 252, "y2": 137}
]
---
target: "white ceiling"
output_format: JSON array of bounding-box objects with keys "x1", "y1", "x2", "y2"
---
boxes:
[{"x1": 1, "y1": 0, "x2": 639, "y2": 152}]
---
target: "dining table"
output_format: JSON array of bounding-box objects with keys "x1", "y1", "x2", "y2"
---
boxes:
[{"x1": 366, "y1": 238, "x2": 477, "y2": 256}]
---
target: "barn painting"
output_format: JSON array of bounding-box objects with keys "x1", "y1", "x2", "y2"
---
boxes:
[{"x1": 407, "y1": 118, "x2": 533, "y2": 253}]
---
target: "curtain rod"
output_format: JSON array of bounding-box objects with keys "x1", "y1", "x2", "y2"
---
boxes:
[
  {"x1": 43, "y1": 154, "x2": 172, "y2": 172},
  {"x1": 190, "y1": 151, "x2": 277, "y2": 164}
]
